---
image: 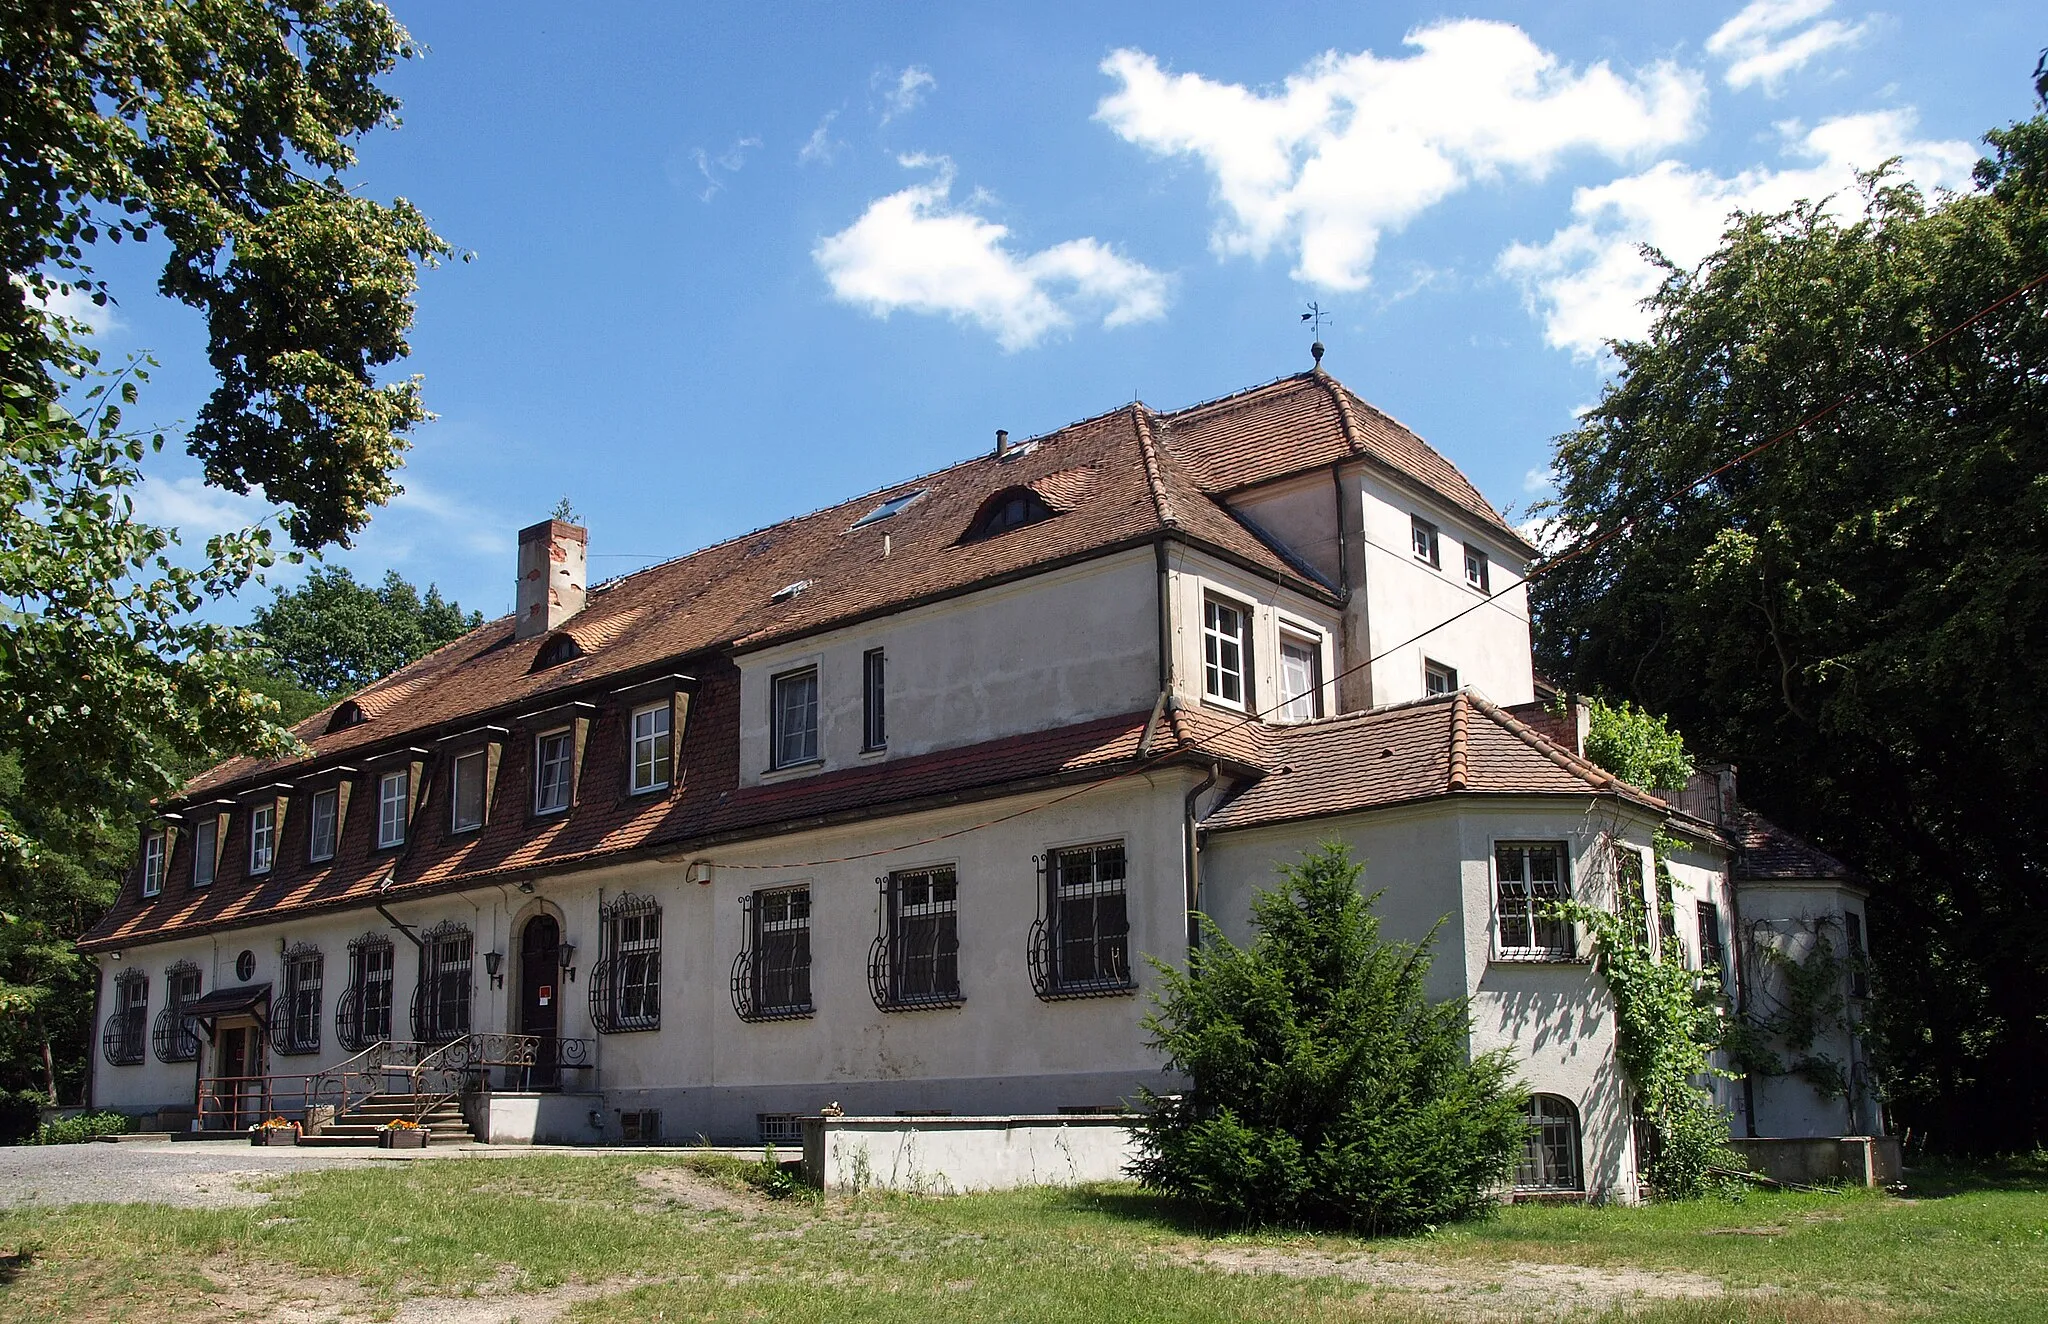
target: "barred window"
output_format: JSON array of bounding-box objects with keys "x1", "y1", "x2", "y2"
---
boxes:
[
  {"x1": 152, "y1": 962, "x2": 202, "y2": 1063},
  {"x1": 1030, "y1": 843, "x2": 1133, "y2": 999},
  {"x1": 308, "y1": 788, "x2": 338, "y2": 863},
  {"x1": 103, "y1": 970, "x2": 148, "y2": 1065},
  {"x1": 1515, "y1": 1094, "x2": 1582, "y2": 1191},
  {"x1": 592, "y1": 894, "x2": 661, "y2": 1033},
  {"x1": 274, "y1": 945, "x2": 322, "y2": 1055},
  {"x1": 871, "y1": 866, "x2": 961, "y2": 1010},
  {"x1": 1496, "y1": 842, "x2": 1573, "y2": 960},
  {"x1": 414, "y1": 922, "x2": 472, "y2": 1044},
  {"x1": 339, "y1": 934, "x2": 395, "y2": 1049},
  {"x1": 734, "y1": 887, "x2": 812, "y2": 1020}
]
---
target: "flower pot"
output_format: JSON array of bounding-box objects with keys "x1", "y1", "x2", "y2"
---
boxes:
[
  {"x1": 250, "y1": 1128, "x2": 297, "y2": 1146},
  {"x1": 380, "y1": 1128, "x2": 429, "y2": 1149}
]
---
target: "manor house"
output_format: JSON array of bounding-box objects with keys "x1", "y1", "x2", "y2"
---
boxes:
[{"x1": 83, "y1": 365, "x2": 1876, "y2": 1200}]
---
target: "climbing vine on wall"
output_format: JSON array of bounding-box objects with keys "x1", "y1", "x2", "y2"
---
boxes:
[
  {"x1": 1722, "y1": 917, "x2": 1856, "y2": 1101},
  {"x1": 1548, "y1": 832, "x2": 1733, "y2": 1199}
]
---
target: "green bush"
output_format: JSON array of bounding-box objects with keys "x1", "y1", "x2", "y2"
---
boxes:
[
  {"x1": 0, "y1": 1090, "x2": 43, "y2": 1145},
  {"x1": 1134, "y1": 841, "x2": 1528, "y2": 1232},
  {"x1": 31, "y1": 1110, "x2": 129, "y2": 1145}
]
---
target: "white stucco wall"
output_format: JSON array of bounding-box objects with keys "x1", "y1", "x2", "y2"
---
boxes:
[
  {"x1": 807, "y1": 1114, "x2": 1140, "y2": 1192},
  {"x1": 1198, "y1": 796, "x2": 1678, "y2": 1203},
  {"x1": 1734, "y1": 881, "x2": 1878, "y2": 1138},
  {"x1": 733, "y1": 550, "x2": 1160, "y2": 786}
]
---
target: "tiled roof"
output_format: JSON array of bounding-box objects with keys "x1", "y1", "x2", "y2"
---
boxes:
[
  {"x1": 1729, "y1": 812, "x2": 1856, "y2": 882},
  {"x1": 1200, "y1": 690, "x2": 1665, "y2": 833},
  {"x1": 82, "y1": 700, "x2": 1237, "y2": 952},
  {"x1": 1158, "y1": 372, "x2": 1534, "y2": 554}
]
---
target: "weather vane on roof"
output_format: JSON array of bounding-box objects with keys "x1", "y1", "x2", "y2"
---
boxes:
[{"x1": 1301, "y1": 301, "x2": 1329, "y2": 369}]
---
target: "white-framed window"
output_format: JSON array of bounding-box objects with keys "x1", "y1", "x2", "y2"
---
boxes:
[
  {"x1": 248, "y1": 803, "x2": 276, "y2": 875},
  {"x1": 630, "y1": 702, "x2": 672, "y2": 793},
  {"x1": 1278, "y1": 632, "x2": 1323, "y2": 722},
  {"x1": 862, "y1": 648, "x2": 887, "y2": 751},
  {"x1": 771, "y1": 668, "x2": 819, "y2": 768},
  {"x1": 1464, "y1": 545, "x2": 1490, "y2": 593},
  {"x1": 1424, "y1": 659, "x2": 1459, "y2": 695},
  {"x1": 141, "y1": 831, "x2": 166, "y2": 897},
  {"x1": 451, "y1": 750, "x2": 487, "y2": 833},
  {"x1": 192, "y1": 816, "x2": 218, "y2": 888},
  {"x1": 1515, "y1": 1095, "x2": 1583, "y2": 1191},
  {"x1": 1411, "y1": 515, "x2": 1441, "y2": 568},
  {"x1": 308, "y1": 788, "x2": 338, "y2": 863},
  {"x1": 535, "y1": 729, "x2": 573, "y2": 814},
  {"x1": 1495, "y1": 841, "x2": 1573, "y2": 960},
  {"x1": 376, "y1": 769, "x2": 409, "y2": 849},
  {"x1": 1202, "y1": 596, "x2": 1249, "y2": 709}
]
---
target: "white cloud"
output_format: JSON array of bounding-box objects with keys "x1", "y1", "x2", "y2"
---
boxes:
[
  {"x1": 1522, "y1": 466, "x2": 1555, "y2": 495},
  {"x1": 130, "y1": 474, "x2": 275, "y2": 540},
  {"x1": 798, "y1": 110, "x2": 842, "y2": 166},
  {"x1": 814, "y1": 156, "x2": 1169, "y2": 351},
  {"x1": 877, "y1": 66, "x2": 935, "y2": 124},
  {"x1": 1095, "y1": 21, "x2": 1704, "y2": 291},
  {"x1": 690, "y1": 135, "x2": 762, "y2": 201},
  {"x1": 1707, "y1": 0, "x2": 1868, "y2": 92},
  {"x1": 17, "y1": 276, "x2": 122, "y2": 334},
  {"x1": 1499, "y1": 110, "x2": 1976, "y2": 358}
]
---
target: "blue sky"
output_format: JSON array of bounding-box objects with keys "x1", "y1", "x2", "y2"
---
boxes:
[{"x1": 75, "y1": 0, "x2": 2041, "y2": 622}]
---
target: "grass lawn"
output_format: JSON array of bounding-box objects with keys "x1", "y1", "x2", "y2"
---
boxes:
[{"x1": 0, "y1": 1155, "x2": 2043, "y2": 1322}]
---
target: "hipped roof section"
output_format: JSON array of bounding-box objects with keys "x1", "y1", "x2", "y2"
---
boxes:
[
  {"x1": 176, "y1": 372, "x2": 1509, "y2": 805},
  {"x1": 1200, "y1": 690, "x2": 1670, "y2": 833}
]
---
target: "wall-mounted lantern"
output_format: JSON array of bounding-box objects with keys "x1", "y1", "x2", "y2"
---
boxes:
[
  {"x1": 559, "y1": 940, "x2": 577, "y2": 984},
  {"x1": 484, "y1": 951, "x2": 504, "y2": 989}
]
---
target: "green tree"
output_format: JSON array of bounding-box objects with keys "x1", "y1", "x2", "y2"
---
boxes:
[
  {"x1": 1134, "y1": 842, "x2": 1527, "y2": 1231},
  {"x1": 1531, "y1": 84, "x2": 2048, "y2": 1151},
  {"x1": 251, "y1": 566, "x2": 479, "y2": 698},
  {"x1": 0, "y1": 0, "x2": 448, "y2": 1104},
  {"x1": 1583, "y1": 697, "x2": 1694, "y2": 790}
]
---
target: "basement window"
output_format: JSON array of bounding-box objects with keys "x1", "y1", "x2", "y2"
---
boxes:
[{"x1": 850, "y1": 489, "x2": 928, "y2": 529}]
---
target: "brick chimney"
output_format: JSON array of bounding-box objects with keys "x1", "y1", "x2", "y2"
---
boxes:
[{"x1": 515, "y1": 519, "x2": 588, "y2": 641}]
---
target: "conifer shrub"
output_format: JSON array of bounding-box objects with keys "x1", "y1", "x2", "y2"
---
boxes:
[{"x1": 1133, "y1": 842, "x2": 1527, "y2": 1231}]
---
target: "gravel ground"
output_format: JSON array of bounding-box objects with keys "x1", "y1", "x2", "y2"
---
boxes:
[{"x1": 0, "y1": 1138, "x2": 397, "y2": 1209}]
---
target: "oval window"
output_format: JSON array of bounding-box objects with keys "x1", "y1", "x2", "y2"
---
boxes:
[{"x1": 235, "y1": 950, "x2": 256, "y2": 981}]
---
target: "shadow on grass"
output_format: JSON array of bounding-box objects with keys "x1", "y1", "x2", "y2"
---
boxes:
[
  {"x1": 1039, "y1": 1184, "x2": 1437, "y2": 1244},
  {"x1": 0, "y1": 1244, "x2": 37, "y2": 1285},
  {"x1": 1899, "y1": 1153, "x2": 2048, "y2": 1199}
]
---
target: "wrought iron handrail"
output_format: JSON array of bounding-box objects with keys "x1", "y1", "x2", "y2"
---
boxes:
[{"x1": 195, "y1": 1038, "x2": 431, "y2": 1130}]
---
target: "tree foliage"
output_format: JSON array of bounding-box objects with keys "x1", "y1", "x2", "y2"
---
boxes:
[
  {"x1": 1582, "y1": 697, "x2": 1694, "y2": 790},
  {"x1": 1532, "y1": 87, "x2": 2048, "y2": 1151},
  {"x1": 251, "y1": 566, "x2": 479, "y2": 697},
  {"x1": 1134, "y1": 842, "x2": 1527, "y2": 1231}
]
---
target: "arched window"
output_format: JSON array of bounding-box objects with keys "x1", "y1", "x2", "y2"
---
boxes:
[
  {"x1": 965, "y1": 487, "x2": 1054, "y2": 541},
  {"x1": 326, "y1": 700, "x2": 366, "y2": 733},
  {"x1": 1515, "y1": 1094, "x2": 1583, "y2": 1191},
  {"x1": 532, "y1": 632, "x2": 585, "y2": 672}
]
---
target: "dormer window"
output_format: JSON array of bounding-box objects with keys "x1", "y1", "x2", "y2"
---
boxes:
[
  {"x1": 966, "y1": 488, "x2": 1053, "y2": 541},
  {"x1": 141, "y1": 831, "x2": 166, "y2": 897},
  {"x1": 248, "y1": 803, "x2": 276, "y2": 875},
  {"x1": 326, "y1": 700, "x2": 366, "y2": 733},
  {"x1": 534, "y1": 632, "x2": 585, "y2": 671}
]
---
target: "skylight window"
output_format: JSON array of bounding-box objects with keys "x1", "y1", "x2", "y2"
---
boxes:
[
  {"x1": 850, "y1": 489, "x2": 927, "y2": 530},
  {"x1": 771, "y1": 580, "x2": 812, "y2": 603}
]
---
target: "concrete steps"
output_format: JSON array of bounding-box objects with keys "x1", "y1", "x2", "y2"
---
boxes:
[{"x1": 299, "y1": 1093, "x2": 476, "y2": 1148}]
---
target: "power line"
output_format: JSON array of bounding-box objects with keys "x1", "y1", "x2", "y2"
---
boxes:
[{"x1": 711, "y1": 266, "x2": 2048, "y2": 872}]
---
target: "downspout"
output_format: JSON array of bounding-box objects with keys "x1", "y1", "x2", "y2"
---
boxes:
[
  {"x1": 1330, "y1": 462, "x2": 1351, "y2": 598},
  {"x1": 1183, "y1": 762, "x2": 1220, "y2": 955},
  {"x1": 1154, "y1": 536, "x2": 1174, "y2": 694}
]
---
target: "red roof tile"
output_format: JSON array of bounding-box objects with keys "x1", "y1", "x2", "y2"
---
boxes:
[{"x1": 1728, "y1": 812, "x2": 1855, "y2": 882}]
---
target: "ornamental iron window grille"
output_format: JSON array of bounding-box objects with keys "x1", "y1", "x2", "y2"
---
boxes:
[
  {"x1": 772, "y1": 668, "x2": 819, "y2": 768},
  {"x1": 273, "y1": 944, "x2": 323, "y2": 1055},
  {"x1": 1495, "y1": 842, "x2": 1573, "y2": 960},
  {"x1": 870, "y1": 867, "x2": 962, "y2": 1011},
  {"x1": 1202, "y1": 597, "x2": 1248, "y2": 708},
  {"x1": 732, "y1": 887, "x2": 812, "y2": 1021},
  {"x1": 1515, "y1": 1094, "x2": 1583, "y2": 1191},
  {"x1": 337, "y1": 933, "x2": 396, "y2": 1050},
  {"x1": 413, "y1": 922, "x2": 473, "y2": 1043},
  {"x1": 152, "y1": 961, "x2": 202, "y2": 1062},
  {"x1": 590, "y1": 893, "x2": 662, "y2": 1033},
  {"x1": 103, "y1": 969, "x2": 148, "y2": 1065},
  {"x1": 1028, "y1": 843, "x2": 1135, "y2": 1000}
]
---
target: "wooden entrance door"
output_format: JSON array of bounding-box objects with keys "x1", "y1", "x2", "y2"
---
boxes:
[
  {"x1": 218, "y1": 1023, "x2": 263, "y2": 1128},
  {"x1": 519, "y1": 916, "x2": 561, "y2": 1089}
]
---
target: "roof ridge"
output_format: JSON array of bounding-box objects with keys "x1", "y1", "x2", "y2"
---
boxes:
[
  {"x1": 1129, "y1": 403, "x2": 1177, "y2": 528},
  {"x1": 1310, "y1": 368, "x2": 1367, "y2": 457},
  {"x1": 1447, "y1": 690, "x2": 1471, "y2": 791},
  {"x1": 1159, "y1": 371, "x2": 1319, "y2": 422}
]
